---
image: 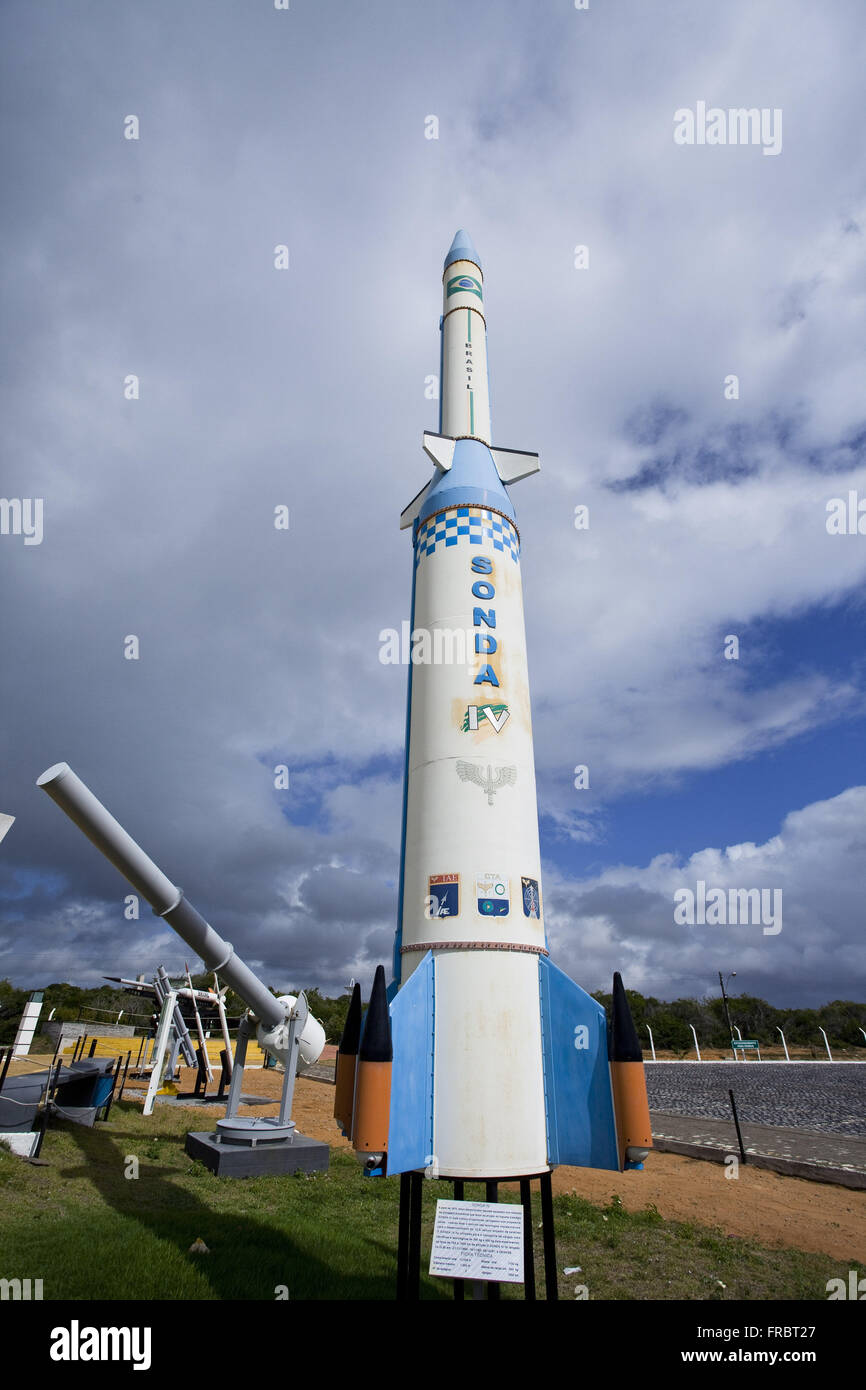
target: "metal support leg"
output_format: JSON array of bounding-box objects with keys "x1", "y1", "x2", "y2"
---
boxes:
[
  {"x1": 408, "y1": 1171, "x2": 423, "y2": 1301},
  {"x1": 193, "y1": 1047, "x2": 208, "y2": 1097},
  {"x1": 453, "y1": 1179, "x2": 465, "y2": 1300},
  {"x1": 540, "y1": 1170, "x2": 558, "y2": 1301},
  {"x1": 277, "y1": 1015, "x2": 300, "y2": 1127},
  {"x1": 115, "y1": 1052, "x2": 131, "y2": 1107},
  {"x1": 397, "y1": 1173, "x2": 411, "y2": 1301},
  {"x1": 48, "y1": 1056, "x2": 63, "y2": 1105},
  {"x1": 223, "y1": 1015, "x2": 250, "y2": 1121},
  {"x1": 99, "y1": 1054, "x2": 122, "y2": 1120},
  {"x1": 520, "y1": 1178, "x2": 536, "y2": 1301},
  {"x1": 216, "y1": 1050, "x2": 230, "y2": 1100},
  {"x1": 143, "y1": 990, "x2": 179, "y2": 1116},
  {"x1": 485, "y1": 1181, "x2": 500, "y2": 1300}
]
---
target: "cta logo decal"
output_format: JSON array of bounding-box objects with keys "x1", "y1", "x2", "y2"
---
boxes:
[
  {"x1": 446, "y1": 274, "x2": 482, "y2": 299},
  {"x1": 477, "y1": 874, "x2": 509, "y2": 916},
  {"x1": 522, "y1": 877, "x2": 541, "y2": 919},
  {"x1": 426, "y1": 873, "x2": 459, "y2": 918},
  {"x1": 462, "y1": 703, "x2": 510, "y2": 732}
]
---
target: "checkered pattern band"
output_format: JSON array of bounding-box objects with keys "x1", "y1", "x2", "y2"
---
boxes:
[{"x1": 415, "y1": 506, "x2": 520, "y2": 567}]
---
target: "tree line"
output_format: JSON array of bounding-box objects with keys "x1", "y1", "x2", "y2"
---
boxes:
[
  {"x1": 2, "y1": 977, "x2": 864, "y2": 1051},
  {"x1": 590, "y1": 988, "x2": 866, "y2": 1052}
]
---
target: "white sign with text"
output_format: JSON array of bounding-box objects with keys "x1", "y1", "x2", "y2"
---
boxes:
[{"x1": 429, "y1": 1200, "x2": 524, "y2": 1283}]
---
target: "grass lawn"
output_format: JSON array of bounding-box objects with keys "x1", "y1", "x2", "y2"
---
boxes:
[{"x1": 0, "y1": 1102, "x2": 855, "y2": 1300}]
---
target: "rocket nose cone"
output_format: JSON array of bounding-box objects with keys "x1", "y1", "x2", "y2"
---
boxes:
[
  {"x1": 610, "y1": 971, "x2": 643, "y2": 1062},
  {"x1": 359, "y1": 964, "x2": 392, "y2": 1063},
  {"x1": 444, "y1": 228, "x2": 481, "y2": 271},
  {"x1": 338, "y1": 981, "x2": 362, "y2": 1056}
]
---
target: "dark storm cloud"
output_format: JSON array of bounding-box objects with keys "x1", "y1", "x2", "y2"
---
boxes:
[{"x1": 1, "y1": 0, "x2": 865, "y2": 1005}]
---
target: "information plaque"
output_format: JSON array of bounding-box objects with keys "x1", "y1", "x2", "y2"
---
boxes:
[{"x1": 429, "y1": 1199, "x2": 524, "y2": 1283}]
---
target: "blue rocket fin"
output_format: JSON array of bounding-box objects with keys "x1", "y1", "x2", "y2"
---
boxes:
[
  {"x1": 384, "y1": 951, "x2": 435, "y2": 1176},
  {"x1": 538, "y1": 956, "x2": 620, "y2": 1171}
]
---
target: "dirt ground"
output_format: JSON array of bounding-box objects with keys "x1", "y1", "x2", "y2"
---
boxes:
[
  {"x1": 15, "y1": 1047, "x2": 863, "y2": 1260},
  {"x1": 134, "y1": 1065, "x2": 866, "y2": 1263}
]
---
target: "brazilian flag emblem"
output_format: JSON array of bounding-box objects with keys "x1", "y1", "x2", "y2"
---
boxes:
[{"x1": 446, "y1": 274, "x2": 482, "y2": 300}]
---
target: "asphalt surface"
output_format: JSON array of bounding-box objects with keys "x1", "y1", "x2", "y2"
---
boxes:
[
  {"x1": 645, "y1": 1061, "x2": 865, "y2": 1136},
  {"x1": 650, "y1": 1111, "x2": 866, "y2": 1181}
]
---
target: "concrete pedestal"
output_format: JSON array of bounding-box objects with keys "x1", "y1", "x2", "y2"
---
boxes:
[{"x1": 185, "y1": 1129, "x2": 329, "y2": 1178}]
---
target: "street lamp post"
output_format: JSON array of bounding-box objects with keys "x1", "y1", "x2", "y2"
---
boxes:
[
  {"x1": 719, "y1": 971, "x2": 737, "y2": 1061},
  {"x1": 645, "y1": 1024, "x2": 656, "y2": 1062}
]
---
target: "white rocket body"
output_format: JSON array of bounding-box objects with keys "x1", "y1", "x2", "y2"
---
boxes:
[
  {"x1": 394, "y1": 234, "x2": 548, "y2": 1177},
  {"x1": 401, "y1": 506, "x2": 548, "y2": 1176},
  {"x1": 383, "y1": 233, "x2": 625, "y2": 1184},
  {"x1": 439, "y1": 255, "x2": 492, "y2": 444}
]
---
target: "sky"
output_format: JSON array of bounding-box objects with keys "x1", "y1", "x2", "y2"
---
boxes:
[{"x1": 1, "y1": 0, "x2": 864, "y2": 1009}]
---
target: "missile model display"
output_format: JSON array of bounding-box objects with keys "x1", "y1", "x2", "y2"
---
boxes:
[
  {"x1": 37, "y1": 762, "x2": 327, "y2": 1159},
  {"x1": 338, "y1": 231, "x2": 653, "y2": 1181}
]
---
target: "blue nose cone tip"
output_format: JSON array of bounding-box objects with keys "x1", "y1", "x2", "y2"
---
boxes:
[{"x1": 444, "y1": 228, "x2": 481, "y2": 271}]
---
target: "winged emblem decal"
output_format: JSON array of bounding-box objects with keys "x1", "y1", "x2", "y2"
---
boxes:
[{"x1": 456, "y1": 762, "x2": 517, "y2": 806}]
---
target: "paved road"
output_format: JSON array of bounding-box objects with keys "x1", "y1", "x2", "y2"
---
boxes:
[
  {"x1": 646, "y1": 1061, "x2": 865, "y2": 1136},
  {"x1": 651, "y1": 1111, "x2": 866, "y2": 1178}
]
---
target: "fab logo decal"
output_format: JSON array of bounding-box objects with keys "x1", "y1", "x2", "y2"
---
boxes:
[{"x1": 456, "y1": 762, "x2": 517, "y2": 805}]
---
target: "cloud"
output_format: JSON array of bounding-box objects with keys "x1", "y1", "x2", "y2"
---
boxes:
[
  {"x1": 543, "y1": 786, "x2": 866, "y2": 1007},
  {"x1": 0, "y1": 1, "x2": 863, "y2": 1003}
]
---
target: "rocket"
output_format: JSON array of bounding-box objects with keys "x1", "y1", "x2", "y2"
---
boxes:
[
  {"x1": 334, "y1": 982, "x2": 362, "y2": 1136},
  {"x1": 338, "y1": 230, "x2": 652, "y2": 1180}
]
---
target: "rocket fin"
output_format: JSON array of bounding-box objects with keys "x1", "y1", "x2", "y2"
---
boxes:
[
  {"x1": 400, "y1": 434, "x2": 461, "y2": 529},
  {"x1": 490, "y1": 446, "x2": 540, "y2": 484},
  {"x1": 538, "y1": 956, "x2": 620, "y2": 1171},
  {"x1": 422, "y1": 432, "x2": 456, "y2": 473},
  {"x1": 384, "y1": 952, "x2": 435, "y2": 1176},
  {"x1": 400, "y1": 482, "x2": 430, "y2": 531}
]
